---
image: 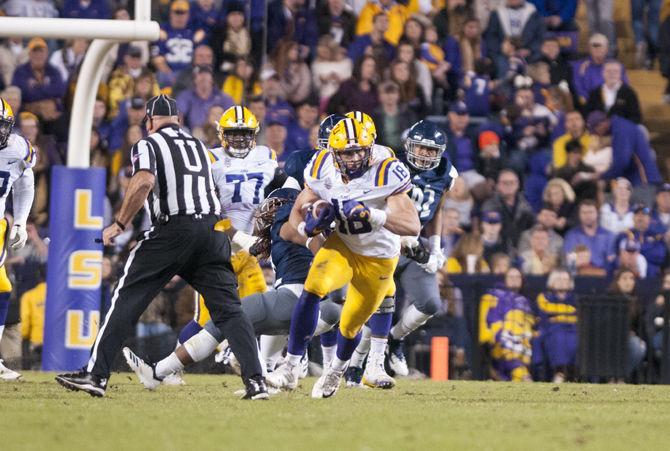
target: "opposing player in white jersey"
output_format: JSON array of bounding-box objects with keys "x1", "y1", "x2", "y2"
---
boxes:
[
  {"x1": 0, "y1": 98, "x2": 36, "y2": 380},
  {"x1": 266, "y1": 117, "x2": 420, "y2": 398},
  {"x1": 175, "y1": 105, "x2": 286, "y2": 363}
]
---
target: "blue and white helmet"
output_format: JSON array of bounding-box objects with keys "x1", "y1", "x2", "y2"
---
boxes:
[
  {"x1": 404, "y1": 120, "x2": 447, "y2": 170},
  {"x1": 317, "y1": 114, "x2": 346, "y2": 151}
]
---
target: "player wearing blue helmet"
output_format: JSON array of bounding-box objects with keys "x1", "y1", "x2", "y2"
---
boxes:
[
  {"x1": 123, "y1": 188, "x2": 343, "y2": 389},
  {"x1": 346, "y1": 119, "x2": 459, "y2": 388}
]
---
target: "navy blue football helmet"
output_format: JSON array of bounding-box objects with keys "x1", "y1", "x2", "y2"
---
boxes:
[
  {"x1": 317, "y1": 113, "x2": 346, "y2": 151},
  {"x1": 404, "y1": 120, "x2": 447, "y2": 170}
]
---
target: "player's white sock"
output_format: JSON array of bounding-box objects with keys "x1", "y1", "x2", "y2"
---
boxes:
[
  {"x1": 285, "y1": 352, "x2": 302, "y2": 367},
  {"x1": 391, "y1": 304, "x2": 432, "y2": 340},
  {"x1": 330, "y1": 356, "x2": 348, "y2": 372},
  {"x1": 155, "y1": 353, "x2": 184, "y2": 379},
  {"x1": 314, "y1": 318, "x2": 334, "y2": 336},
  {"x1": 369, "y1": 336, "x2": 388, "y2": 359},
  {"x1": 321, "y1": 345, "x2": 336, "y2": 368},
  {"x1": 0, "y1": 325, "x2": 4, "y2": 342},
  {"x1": 349, "y1": 325, "x2": 371, "y2": 368},
  {"x1": 260, "y1": 335, "x2": 287, "y2": 371}
]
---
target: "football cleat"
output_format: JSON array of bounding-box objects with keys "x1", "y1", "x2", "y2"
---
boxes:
[
  {"x1": 265, "y1": 361, "x2": 301, "y2": 390},
  {"x1": 55, "y1": 369, "x2": 107, "y2": 397},
  {"x1": 362, "y1": 355, "x2": 395, "y2": 389},
  {"x1": 0, "y1": 359, "x2": 21, "y2": 381},
  {"x1": 162, "y1": 371, "x2": 186, "y2": 386},
  {"x1": 344, "y1": 366, "x2": 363, "y2": 388},
  {"x1": 217, "y1": 341, "x2": 242, "y2": 376},
  {"x1": 242, "y1": 375, "x2": 270, "y2": 400},
  {"x1": 123, "y1": 347, "x2": 163, "y2": 390},
  {"x1": 312, "y1": 365, "x2": 344, "y2": 398},
  {"x1": 388, "y1": 338, "x2": 409, "y2": 377}
]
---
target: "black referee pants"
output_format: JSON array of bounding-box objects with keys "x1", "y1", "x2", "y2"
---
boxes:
[{"x1": 86, "y1": 214, "x2": 262, "y2": 380}]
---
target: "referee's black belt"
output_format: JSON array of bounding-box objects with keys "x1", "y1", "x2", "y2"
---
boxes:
[{"x1": 155, "y1": 213, "x2": 219, "y2": 225}]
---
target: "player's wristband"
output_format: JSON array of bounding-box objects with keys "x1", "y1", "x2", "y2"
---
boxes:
[
  {"x1": 305, "y1": 237, "x2": 314, "y2": 249},
  {"x1": 297, "y1": 221, "x2": 307, "y2": 237},
  {"x1": 115, "y1": 219, "x2": 126, "y2": 231},
  {"x1": 369, "y1": 208, "x2": 387, "y2": 230},
  {"x1": 428, "y1": 235, "x2": 441, "y2": 254}
]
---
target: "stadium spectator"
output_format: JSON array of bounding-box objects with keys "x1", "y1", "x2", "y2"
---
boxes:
[
  {"x1": 209, "y1": 3, "x2": 251, "y2": 73},
  {"x1": 172, "y1": 44, "x2": 217, "y2": 98},
  {"x1": 586, "y1": 110, "x2": 662, "y2": 186},
  {"x1": 2, "y1": 0, "x2": 58, "y2": 18},
  {"x1": 529, "y1": 0, "x2": 577, "y2": 31},
  {"x1": 432, "y1": 0, "x2": 472, "y2": 41},
  {"x1": 518, "y1": 204, "x2": 564, "y2": 256},
  {"x1": 569, "y1": 244, "x2": 607, "y2": 277},
  {"x1": 441, "y1": 208, "x2": 465, "y2": 257},
  {"x1": 328, "y1": 55, "x2": 379, "y2": 114},
  {"x1": 520, "y1": 226, "x2": 558, "y2": 275},
  {"x1": 532, "y1": 269, "x2": 578, "y2": 383},
  {"x1": 285, "y1": 98, "x2": 319, "y2": 153},
  {"x1": 445, "y1": 101, "x2": 482, "y2": 189},
  {"x1": 445, "y1": 232, "x2": 490, "y2": 274},
  {"x1": 348, "y1": 13, "x2": 396, "y2": 68},
  {"x1": 0, "y1": 37, "x2": 28, "y2": 88},
  {"x1": 266, "y1": 0, "x2": 319, "y2": 57},
  {"x1": 552, "y1": 110, "x2": 589, "y2": 169},
  {"x1": 356, "y1": 0, "x2": 408, "y2": 46},
  {"x1": 572, "y1": 34, "x2": 627, "y2": 105},
  {"x1": 490, "y1": 252, "x2": 512, "y2": 274},
  {"x1": 648, "y1": 271, "x2": 670, "y2": 361},
  {"x1": 61, "y1": 0, "x2": 110, "y2": 19},
  {"x1": 479, "y1": 210, "x2": 511, "y2": 266},
  {"x1": 265, "y1": 113, "x2": 289, "y2": 160},
  {"x1": 388, "y1": 59, "x2": 427, "y2": 117},
  {"x1": 618, "y1": 204, "x2": 667, "y2": 279},
  {"x1": 585, "y1": 61, "x2": 642, "y2": 124},
  {"x1": 312, "y1": 36, "x2": 352, "y2": 110},
  {"x1": 600, "y1": 178, "x2": 634, "y2": 234},
  {"x1": 176, "y1": 65, "x2": 233, "y2": 132},
  {"x1": 475, "y1": 130, "x2": 503, "y2": 191},
  {"x1": 12, "y1": 37, "x2": 67, "y2": 141},
  {"x1": 108, "y1": 97, "x2": 146, "y2": 152},
  {"x1": 631, "y1": 0, "x2": 661, "y2": 68},
  {"x1": 539, "y1": 37, "x2": 576, "y2": 98},
  {"x1": 564, "y1": 200, "x2": 616, "y2": 271},
  {"x1": 48, "y1": 38, "x2": 87, "y2": 85},
  {"x1": 151, "y1": 0, "x2": 205, "y2": 87},
  {"x1": 189, "y1": 0, "x2": 219, "y2": 37},
  {"x1": 482, "y1": 169, "x2": 535, "y2": 247},
  {"x1": 584, "y1": 1, "x2": 616, "y2": 56},
  {"x1": 443, "y1": 176, "x2": 474, "y2": 229},
  {"x1": 372, "y1": 80, "x2": 416, "y2": 151},
  {"x1": 479, "y1": 267, "x2": 533, "y2": 381},
  {"x1": 484, "y1": 0, "x2": 545, "y2": 77},
  {"x1": 615, "y1": 238, "x2": 648, "y2": 279},
  {"x1": 222, "y1": 56, "x2": 262, "y2": 106},
  {"x1": 248, "y1": 95, "x2": 268, "y2": 145},
  {"x1": 317, "y1": 0, "x2": 357, "y2": 48},
  {"x1": 271, "y1": 40, "x2": 313, "y2": 105},
  {"x1": 542, "y1": 178, "x2": 575, "y2": 233},
  {"x1": 107, "y1": 46, "x2": 154, "y2": 118},
  {"x1": 458, "y1": 17, "x2": 485, "y2": 74},
  {"x1": 607, "y1": 269, "x2": 647, "y2": 378},
  {"x1": 652, "y1": 183, "x2": 670, "y2": 231},
  {"x1": 261, "y1": 68, "x2": 295, "y2": 123},
  {"x1": 20, "y1": 265, "x2": 46, "y2": 369},
  {"x1": 398, "y1": 41, "x2": 432, "y2": 108},
  {"x1": 551, "y1": 140, "x2": 598, "y2": 201}
]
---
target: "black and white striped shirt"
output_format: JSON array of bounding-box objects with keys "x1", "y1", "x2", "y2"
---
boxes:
[{"x1": 131, "y1": 125, "x2": 221, "y2": 223}]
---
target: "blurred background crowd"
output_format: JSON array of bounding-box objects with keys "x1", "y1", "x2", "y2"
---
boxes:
[{"x1": 2, "y1": 0, "x2": 670, "y2": 382}]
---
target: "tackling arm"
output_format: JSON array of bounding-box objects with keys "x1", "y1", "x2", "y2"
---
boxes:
[
  {"x1": 288, "y1": 186, "x2": 320, "y2": 231},
  {"x1": 383, "y1": 193, "x2": 421, "y2": 237}
]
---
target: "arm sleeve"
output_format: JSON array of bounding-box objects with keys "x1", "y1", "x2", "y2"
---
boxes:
[
  {"x1": 131, "y1": 140, "x2": 157, "y2": 175},
  {"x1": 12, "y1": 168, "x2": 34, "y2": 225}
]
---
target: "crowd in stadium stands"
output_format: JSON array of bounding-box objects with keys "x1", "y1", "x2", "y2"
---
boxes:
[{"x1": 2, "y1": 0, "x2": 670, "y2": 381}]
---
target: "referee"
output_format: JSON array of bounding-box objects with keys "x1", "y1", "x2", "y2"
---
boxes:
[{"x1": 56, "y1": 95, "x2": 267, "y2": 399}]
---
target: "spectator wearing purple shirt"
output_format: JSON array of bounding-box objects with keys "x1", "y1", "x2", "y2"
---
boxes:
[
  {"x1": 265, "y1": 112, "x2": 289, "y2": 161},
  {"x1": 176, "y1": 65, "x2": 234, "y2": 131},
  {"x1": 261, "y1": 68, "x2": 295, "y2": 125},
  {"x1": 564, "y1": 199, "x2": 616, "y2": 270},
  {"x1": 572, "y1": 33, "x2": 628, "y2": 104},
  {"x1": 285, "y1": 99, "x2": 319, "y2": 154},
  {"x1": 190, "y1": 0, "x2": 220, "y2": 37},
  {"x1": 348, "y1": 13, "x2": 396, "y2": 64},
  {"x1": 446, "y1": 101, "x2": 486, "y2": 190},
  {"x1": 327, "y1": 55, "x2": 380, "y2": 115},
  {"x1": 61, "y1": 0, "x2": 110, "y2": 19},
  {"x1": 267, "y1": 0, "x2": 319, "y2": 57}
]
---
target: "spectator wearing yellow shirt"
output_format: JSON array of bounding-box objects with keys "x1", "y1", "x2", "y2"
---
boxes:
[
  {"x1": 356, "y1": 0, "x2": 409, "y2": 46},
  {"x1": 21, "y1": 280, "x2": 46, "y2": 354},
  {"x1": 445, "y1": 232, "x2": 491, "y2": 274},
  {"x1": 222, "y1": 56, "x2": 262, "y2": 105},
  {"x1": 552, "y1": 110, "x2": 589, "y2": 169}
]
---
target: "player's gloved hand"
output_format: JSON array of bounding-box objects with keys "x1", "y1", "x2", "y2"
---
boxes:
[
  {"x1": 403, "y1": 241, "x2": 430, "y2": 264},
  {"x1": 342, "y1": 200, "x2": 387, "y2": 230},
  {"x1": 419, "y1": 250, "x2": 445, "y2": 274},
  {"x1": 9, "y1": 223, "x2": 27, "y2": 251},
  {"x1": 304, "y1": 200, "x2": 336, "y2": 237}
]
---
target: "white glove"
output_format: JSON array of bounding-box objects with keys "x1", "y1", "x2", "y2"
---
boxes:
[
  {"x1": 400, "y1": 235, "x2": 419, "y2": 251},
  {"x1": 9, "y1": 223, "x2": 27, "y2": 251},
  {"x1": 231, "y1": 230, "x2": 257, "y2": 254},
  {"x1": 420, "y1": 250, "x2": 446, "y2": 274}
]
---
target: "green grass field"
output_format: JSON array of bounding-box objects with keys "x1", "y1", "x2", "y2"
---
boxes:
[{"x1": 1, "y1": 372, "x2": 670, "y2": 450}]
